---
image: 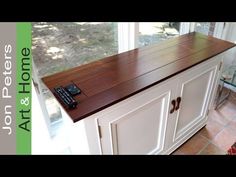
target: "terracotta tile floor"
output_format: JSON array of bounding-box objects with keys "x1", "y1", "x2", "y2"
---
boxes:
[{"x1": 172, "y1": 88, "x2": 236, "y2": 155}]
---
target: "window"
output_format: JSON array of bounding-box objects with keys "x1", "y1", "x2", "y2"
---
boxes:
[
  {"x1": 32, "y1": 22, "x2": 118, "y2": 126},
  {"x1": 194, "y1": 22, "x2": 216, "y2": 36},
  {"x1": 33, "y1": 22, "x2": 118, "y2": 78},
  {"x1": 138, "y1": 22, "x2": 180, "y2": 47}
]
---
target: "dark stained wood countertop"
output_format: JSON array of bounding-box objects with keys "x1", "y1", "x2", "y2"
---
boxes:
[{"x1": 42, "y1": 32, "x2": 236, "y2": 123}]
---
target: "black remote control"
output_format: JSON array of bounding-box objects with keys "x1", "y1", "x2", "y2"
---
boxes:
[{"x1": 54, "y1": 86, "x2": 78, "y2": 109}]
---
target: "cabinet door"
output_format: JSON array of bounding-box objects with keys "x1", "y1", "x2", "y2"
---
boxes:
[
  {"x1": 164, "y1": 57, "x2": 219, "y2": 153},
  {"x1": 98, "y1": 80, "x2": 176, "y2": 154}
]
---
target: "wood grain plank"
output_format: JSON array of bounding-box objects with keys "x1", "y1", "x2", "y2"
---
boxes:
[
  {"x1": 42, "y1": 32, "x2": 195, "y2": 84},
  {"x1": 42, "y1": 32, "x2": 236, "y2": 122}
]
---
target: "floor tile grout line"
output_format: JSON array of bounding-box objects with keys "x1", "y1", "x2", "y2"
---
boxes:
[
  {"x1": 199, "y1": 117, "x2": 225, "y2": 140},
  {"x1": 200, "y1": 133, "x2": 227, "y2": 153},
  {"x1": 199, "y1": 133, "x2": 226, "y2": 154},
  {"x1": 208, "y1": 97, "x2": 236, "y2": 153},
  {"x1": 206, "y1": 101, "x2": 236, "y2": 152},
  {"x1": 197, "y1": 140, "x2": 210, "y2": 155},
  {"x1": 210, "y1": 110, "x2": 232, "y2": 127}
]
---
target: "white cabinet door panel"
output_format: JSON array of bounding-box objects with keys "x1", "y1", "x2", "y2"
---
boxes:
[
  {"x1": 98, "y1": 80, "x2": 176, "y2": 154},
  {"x1": 110, "y1": 94, "x2": 168, "y2": 154},
  {"x1": 175, "y1": 67, "x2": 215, "y2": 139}
]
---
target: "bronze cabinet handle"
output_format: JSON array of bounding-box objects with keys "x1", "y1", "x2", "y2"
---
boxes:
[
  {"x1": 175, "y1": 97, "x2": 181, "y2": 111},
  {"x1": 170, "y1": 99, "x2": 176, "y2": 114}
]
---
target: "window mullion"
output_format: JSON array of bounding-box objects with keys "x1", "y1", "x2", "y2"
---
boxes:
[{"x1": 118, "y1": 22, "x2": 138, "y2": 53}]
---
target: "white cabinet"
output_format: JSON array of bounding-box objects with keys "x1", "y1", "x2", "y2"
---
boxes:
[{"x1": 83, "y1": 55, "x2": 222, "y2": 154}]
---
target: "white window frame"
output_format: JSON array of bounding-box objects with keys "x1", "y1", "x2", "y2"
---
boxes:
[
  {"x1": 180, "y1": 22, "x2": 191, "y2": 34},
  {"x1": 32, "y1": 60, "x2": 52, "y2": 134},
  {"x1": 213, "y1": 22, "x2": 225, "y2": 38},
  {"x1": 118, "y1": 22, "x2": 139, "y2": 53}
]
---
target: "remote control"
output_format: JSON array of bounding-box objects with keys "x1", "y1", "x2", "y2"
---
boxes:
[{"x1": 54, "y1": 86, "x2": 78, "y2": 109}]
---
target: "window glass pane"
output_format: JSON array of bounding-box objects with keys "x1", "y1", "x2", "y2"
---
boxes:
[
  {"x1": 32, "y1": 22, "x2": 118, "y2": 124},
  {"x1": 33, "y1": 22, "x2": 118, "y2": 78},
  {"x1": 194, "y1": 22, "x2": 215, "y2": 36},
  {"x1": 138, "y1": 22, "x2": 180, "y2": 47}
]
